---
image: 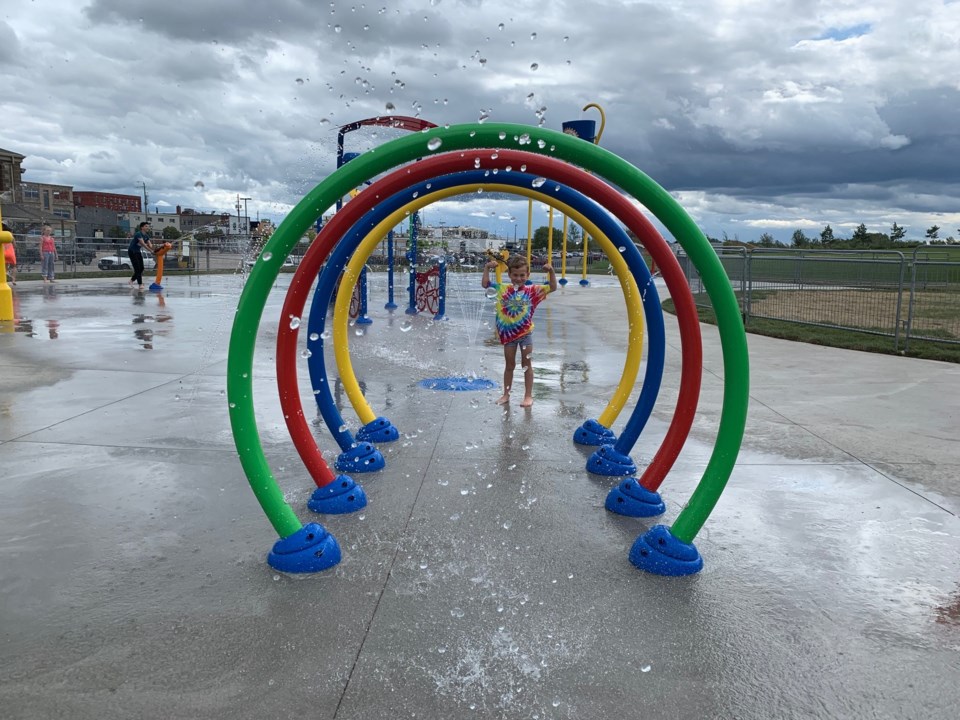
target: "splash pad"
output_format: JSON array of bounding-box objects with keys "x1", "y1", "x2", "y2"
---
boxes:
[{"x1": 227, "y1": 122, "x2": 748, "y2": 577}]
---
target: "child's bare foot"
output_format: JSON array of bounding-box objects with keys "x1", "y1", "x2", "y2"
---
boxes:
[
  {"x1": 496, "y1": 394, "x2": 510, "y2": 405},
  {"x1": 520, "y1": 396, "x2": 533, "y2": 407}
]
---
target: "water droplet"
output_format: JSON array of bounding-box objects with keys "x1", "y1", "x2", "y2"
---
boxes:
[
  {"x1": 497, "y1": 22, "x2": 504, "y2": 30},
  {"x1": 478, "y1": 109, "x2": 490, "y2": 123},
  {"x1": 354, "y1": 328, "x2": 364, "y2": 336},
  {"x1": 289, "y1": 316, "x2": 301, "y2": 329},
  {"x1": 229, "y1": 402, "x2": 236, "y2": 408},
  {"x1": 386, "y1": 101, "x2": 395, "y2": 110},
  {"x1": 174, "y1": 394, "x2": 181, "y2": 401},
  {"x1": 400, "y1": 320, "x2": 413, "y2": 332},
  {"x1": 641, "y1": 664, "x2": 652, "y2": 673},
  {"x1": 427, "y1": 137, "x2": 442, "y2": 151},
  {"x1": 309, "y1": 332, "x2": 320, "y2": 341},
  {"x1": 333, "y1": 24, "x2": 341, "y2": 33},
  {"x1": 262, "y1": 251, "x2": 273, "y2": 261},
  {"x1": 193, "y1": 180, "x2": 204, "y2": 188},
  {"x1": 300, "y1": 349, "x2": 312, "y2": 359},
  {"x1": 474, "y1": 157, "x2": 481, "y2": 168},
  {"x1": 531, "y1": 177, "x2": 546, "y2": 188},
  {"x1": 530, "y1": 32, "x2": 537, "y2": 40},
  {"x1": 530, "y1": 62, "x2": 539, "y2": 71},
  {"x1": 537, "y1": 139, "x2": 546, "y2": 149},
  {"x1": 618, "y1": 245, "x2": 626, "y2": 253},
  {"x1": 518, "y1": 132, "x2": 530, "y2": 145},
  {"x1": 553, "y1": 699, "x2": 561, "y2": 708},
  {"x1": 450, "y1": 607, "x2": 465, "y2": 618},
  {"x1": 295, "y1": 78, "x2": 304, "y2": 85}
]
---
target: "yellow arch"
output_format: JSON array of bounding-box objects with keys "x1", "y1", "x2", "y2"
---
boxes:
[{"x1": 333, "y1": 184, "x2": 645, "y2": 430}]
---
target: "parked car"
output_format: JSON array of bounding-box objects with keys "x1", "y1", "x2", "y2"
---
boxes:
[
  {"x1": 243, "y1": 257, "x2": 295, "y2": 268},
  {"x1": 98, "y1": 255, "x2": 156, "y2": 271},
  {"x1": 73, "y1": 247, "x2": 97, "y2": 265}
]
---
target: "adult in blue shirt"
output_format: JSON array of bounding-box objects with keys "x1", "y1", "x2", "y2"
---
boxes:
[{"x1": 128, "y1": 221, "x2": 154, "y2": 289}]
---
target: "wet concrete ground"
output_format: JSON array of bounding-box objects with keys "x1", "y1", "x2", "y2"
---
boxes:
[{"x1": 1, "y1": 273, "x2": 958, "y2": 719}]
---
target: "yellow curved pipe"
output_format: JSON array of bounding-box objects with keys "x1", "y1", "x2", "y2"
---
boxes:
[
  {"x1": 582, "y1": 102, "x2": 606, "y2": 145},
  {"x1": 333, "y1": 185, "x2": 644, "y2": 430},
  {"x1": 560, "y1": 214, "x2": 568, "y2": 280}
]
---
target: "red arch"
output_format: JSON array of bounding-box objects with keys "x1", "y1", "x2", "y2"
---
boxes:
[{"x1": 277, "y1": 151, "x2": 701, "y2": 495}]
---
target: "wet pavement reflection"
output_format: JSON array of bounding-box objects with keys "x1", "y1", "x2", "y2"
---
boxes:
[{"x1": 0, "y1": 273, "x2": 958, "y2": 720}]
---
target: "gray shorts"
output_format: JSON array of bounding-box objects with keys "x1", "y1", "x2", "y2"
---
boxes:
[{"x1": 504, "y1": 333, "x2": 533, "y2": 349}]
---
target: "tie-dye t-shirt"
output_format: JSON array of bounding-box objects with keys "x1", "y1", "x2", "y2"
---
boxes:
[{"x1": 489, "y1": 282, "x2": 552, "y2": 344}]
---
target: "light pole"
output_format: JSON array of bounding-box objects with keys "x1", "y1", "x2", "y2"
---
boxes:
[{"x1": 240, "y1": 197, "x2": 252, "y2": 243}]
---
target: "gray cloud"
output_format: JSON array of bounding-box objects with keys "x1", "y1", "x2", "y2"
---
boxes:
[{"x1": 2, "y1": 0, "x2": 957, "y2": 242}]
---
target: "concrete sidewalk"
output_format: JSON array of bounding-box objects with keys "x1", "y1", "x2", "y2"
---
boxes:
[{"x1": 1, "y1": 274, "x2": 958, "y2": 720}]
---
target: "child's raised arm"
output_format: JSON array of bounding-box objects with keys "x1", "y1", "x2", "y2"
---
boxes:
[
  {"x1": 543, "y1": 263, "x2": 558, "y2": 292},
  {"x1": 481, "y1": 260, "x2": 498, "y2": 288}
]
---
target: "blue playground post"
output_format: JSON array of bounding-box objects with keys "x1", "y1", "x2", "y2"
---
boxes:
[
  {"x1": 434, "y1": 259, "x2": 447, "y2": 321},
  {"x1": 405, "y1": 211, "x2": 420, "y2": 315},
  {"x1": 355, "y1": 267, "x2": 373, "y2": 325},
  {"x1": 385, "y1": 229, "x2": 397, "y2": 310}
]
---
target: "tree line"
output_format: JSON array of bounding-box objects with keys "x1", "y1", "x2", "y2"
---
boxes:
[{"x1": 720, "y1": 223, "x2": 958, "y2": 250}]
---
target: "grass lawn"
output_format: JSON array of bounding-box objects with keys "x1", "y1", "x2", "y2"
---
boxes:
[{"x1": 663, "y1": 297, "x2": 960, "y2": 364}]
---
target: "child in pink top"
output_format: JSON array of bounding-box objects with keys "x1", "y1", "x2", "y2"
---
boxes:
[
  {"x1": 39, "y1": 225, "x2": 58, "y2": 282},
  {"x1": 482, "y1": 254, "x2": 558, "y2": 407}
]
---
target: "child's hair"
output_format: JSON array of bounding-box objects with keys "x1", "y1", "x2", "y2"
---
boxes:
[{"x1": 506, "y1": 255, "x2": 529, "y2": 272}]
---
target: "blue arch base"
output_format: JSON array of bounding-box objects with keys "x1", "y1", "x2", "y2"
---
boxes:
[
  {"x1": 149, "y1": 282, "x2": 163, "y2": 292},
  {"x1": 605, "y1": 478, "x2": 665, "y2": 517},
  {"x1": 629, "y1": 525, "x2": 703, "y2": 576},
  {"x1": 579, "y1": 278, "x2": 590, "y2": 286},
  {"x1": 573, "y1": 418, "x2": 617, "y2": 446},
  {"x1": 419, "y1": 377, "x2": 497, "y2": 391},
  {"x1": 586, "y1": 444, "x2": 636, "y2": 476},
  {"x1": 558, "y1": 278, "x2": 569, "y2": 286},
  {"x1": 356, "y1": 416, "x2": 400, "y2": 443},
  {"x1": 307, "y1": 476, "x2": 368, "y2": 514},
  {"x1": 335, "y1": 441, "x2": 386, "y2": 473},
  {"x1": 355, "y1": 315, "x2": 373, "y2": 325},
  {"x1": 267, "y1": 523, "x2": 342, "y2": 574}
]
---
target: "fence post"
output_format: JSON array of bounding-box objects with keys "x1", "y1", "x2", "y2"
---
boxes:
[
  {"x1": 903, "y1": 247, "x2": 921, "y2": 352},
  {"x1": 745, "y1": 248, "x2": 752, "y2": 324},
  {"x1": 892, "y1": 252, "x2": 905, "y2": 352}
]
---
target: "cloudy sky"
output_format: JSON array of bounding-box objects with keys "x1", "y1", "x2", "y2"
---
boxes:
[{"x1": 2, "y1": 0, "x2": 958, "y2": 243}]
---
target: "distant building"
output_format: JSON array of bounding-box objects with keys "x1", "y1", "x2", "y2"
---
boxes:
[
  {"x1": 0, "y1": 148, "x2": 77, "y2": 236},
  {"x1": 118, "y1": 211, "x2": 182, "y2": 238},
  {"x1": 74, "y1": 191, "x2": 141, "y2": 213},
  {"x1": 177, "y1": 206, "x2": 234, "y2": 234}
]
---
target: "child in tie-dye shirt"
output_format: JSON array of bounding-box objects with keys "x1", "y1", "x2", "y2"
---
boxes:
[{"x1": 482, "y1": 254, "x2": 558, "y2": 407}]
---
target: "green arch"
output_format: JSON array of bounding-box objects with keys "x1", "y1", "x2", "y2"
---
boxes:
[{"x1": 227, "y1": 122, "x2": 748, "y2": 543}]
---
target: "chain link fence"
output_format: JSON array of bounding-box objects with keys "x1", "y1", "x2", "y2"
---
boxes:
[{"x1": 676, "y1": 246, "x2": 960, "y2": 351}]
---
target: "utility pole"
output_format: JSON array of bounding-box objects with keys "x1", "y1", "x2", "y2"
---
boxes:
[
  {"x1": 240, "y1": 197, "x2": 251, "y2": 242},
  {"x1": 138, "y1": 182, "x2": 148, "y2": 216}
]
